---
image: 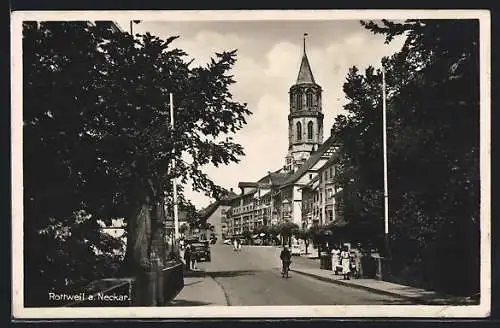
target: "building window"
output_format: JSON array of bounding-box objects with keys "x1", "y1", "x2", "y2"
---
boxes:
[
  {"x1": 327, "y1": 209, "x2": 333, "y2": 222},
  {"x1": 327, "y1": 188, "x2": 333, "y2": 199},
  {"x1": 309, "y1": 174, "x2": 312, "y2": 180},
  {"x1": 306, "y1": 92, "x2": 313, "y2": 107},
  {"x1": 290, "y1": 92, "x2": 294, "y2": 107},
  {"x1": 307, "y1": 121, "x2": 313, "y2": 139},
  {"x1": 297, "y1": 93, "x2": 303, "y2": 110},
  {"x1": 296, "y1": 122, "x2": 302, "y2": 141}
]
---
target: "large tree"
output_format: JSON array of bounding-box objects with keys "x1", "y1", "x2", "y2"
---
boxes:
[
  {"x1": 23, "y1": 21, "x2": 251, "y2": 305},
  {"x1": 332, "y1": 19, "x2": 480, "y2": 295}
]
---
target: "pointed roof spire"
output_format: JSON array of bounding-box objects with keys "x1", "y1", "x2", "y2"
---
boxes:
[{"x1": 296, "y1": 33, "x2": 316, "y2": 84}]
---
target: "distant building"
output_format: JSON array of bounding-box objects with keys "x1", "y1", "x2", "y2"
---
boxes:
[
  {"x1": 198, "y1": 189, "x2": 237, "y2": 240},
  {"x1": 223, "y1": 35, "x2": 344, "y2": 235},
  {"x1": 317, "y1": 154, "x2": 341, "y2": 225}
]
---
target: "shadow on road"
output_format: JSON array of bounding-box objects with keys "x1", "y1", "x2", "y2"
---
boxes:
[
  {"x1": 184, "y1": 270, "x2": 258, "y2": 279},
  {"x1": 169, "y1": 299, "x2": 213, "y2": 306}
]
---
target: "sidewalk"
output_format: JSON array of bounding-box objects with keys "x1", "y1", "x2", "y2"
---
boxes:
[
  {"x1": 170, "y1": 271, "x2": 228, "y2": 306},
  {"x1": 291, "y1": 263, "x2": 478, "y2": 305}
]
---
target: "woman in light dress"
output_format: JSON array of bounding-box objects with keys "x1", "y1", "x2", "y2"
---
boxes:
[
  {"x1": 331, "y1": 245, "x2": 341, "y2": 275},
  {"x1": 340, "y1": 245, "x2": 351, "y2": 280}
]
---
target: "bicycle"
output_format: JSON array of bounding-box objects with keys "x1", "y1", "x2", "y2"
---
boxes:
[{"x1": 281, "y1": 260, "x2": 290, "y2": 278}]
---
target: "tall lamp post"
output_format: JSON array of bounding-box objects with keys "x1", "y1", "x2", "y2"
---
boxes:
[
  {"x1": 130, "y1": 20, "x2": 141, "y2": 35},
  {"x1": 169, "y1": 93, "x2": 180, "y2": 242},
  {"x1": 382, "y1": 65, "x2": 391, "y2": 260}
]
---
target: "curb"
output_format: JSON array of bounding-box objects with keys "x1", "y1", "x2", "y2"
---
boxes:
[
  {"x1": 289, "y1": 269, "x2": 455, "y2": 305},
  {"x1": 207, "y1": 274, "x2": 231, "y2": 306}
]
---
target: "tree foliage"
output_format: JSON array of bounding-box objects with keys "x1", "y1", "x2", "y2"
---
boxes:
[
  {"x1": 23, "y1": 21, "x2": 251, "y2": 305},
  {"x1": 332, "y1": 19, "x2": 480, "y2": 295}
]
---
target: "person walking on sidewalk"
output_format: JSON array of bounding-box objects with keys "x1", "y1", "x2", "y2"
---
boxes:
[
  {"x1": 331, "y1": 245, "x2": 341, "y2": 275},
  {"x1": 350, "y1": 244, "x2": 363, "y2": 279},
  {"x1": 340, "y1": 245, "x2": 351, "y2": 280},
  {"x1": 190, "y1": 248, "x2": 198, "y2": 271},
  {"x1": 184, "y1": 244, "x2": 192, "y2": 271}
]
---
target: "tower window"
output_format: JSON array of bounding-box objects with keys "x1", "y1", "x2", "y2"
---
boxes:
[
  {"x1": 290, "y1": 92, "x2": 294, "y2": 107},
  {"x1": 297, "y1": 93, "x2": 303, "y2": 110},
  {"x1": 307, "y1": 121, "x2": 313, "y2": 139},
  {"x1": 296, "y1": 122, "x2": 302, "y2": 141},
  {"x1": 306, "y1": 92, "x2": 313, "y2": 107}
]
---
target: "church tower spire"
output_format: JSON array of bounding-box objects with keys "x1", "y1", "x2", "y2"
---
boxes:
[
  {"x1": 296, "y1": 33, "x2": 315, "y2": 84},
  {"x1": 284, "y1": 33, "x2": 324, "y2": 173}
]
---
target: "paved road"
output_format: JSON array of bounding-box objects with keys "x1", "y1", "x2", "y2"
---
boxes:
[{"x1": 178, "y1": 244, "x2": 413, "y2": 306}]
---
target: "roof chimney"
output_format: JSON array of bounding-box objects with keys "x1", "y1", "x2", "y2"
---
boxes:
[{"x1": 230, "y1": 188, "x2": 233, "y2": 193}]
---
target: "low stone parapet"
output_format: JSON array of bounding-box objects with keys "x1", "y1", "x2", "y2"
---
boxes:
[{"x1": 66, "y1": 260, "x2": 184, "y2": 307}]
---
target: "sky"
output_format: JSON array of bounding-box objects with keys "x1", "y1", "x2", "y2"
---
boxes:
[{"x1": 114, "y1": 19, "x2": 406, "y2": 210}]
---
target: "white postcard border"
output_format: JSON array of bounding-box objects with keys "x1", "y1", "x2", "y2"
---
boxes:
[{"x1": 11, "y1": 9, "x2": 491, "y2": 319}]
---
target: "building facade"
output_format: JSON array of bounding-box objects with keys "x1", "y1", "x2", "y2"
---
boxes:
[{"x1": 224, "y1": 35, "x2": 343, "y2": 237}]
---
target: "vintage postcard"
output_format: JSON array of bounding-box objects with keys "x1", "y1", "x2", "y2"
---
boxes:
[{"x1": 11, "y1": 9, "x2": 491, "y2": 319}]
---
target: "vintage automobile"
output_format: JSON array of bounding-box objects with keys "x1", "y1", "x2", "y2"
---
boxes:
[{"x1": 189, "y1": 240, "x2": 211, "y2": 262}]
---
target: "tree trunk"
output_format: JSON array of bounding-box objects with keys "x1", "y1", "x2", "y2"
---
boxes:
[
  {"x1": 116, "y1": 178, "x2": 163, "y2": 277},
  {"x1": 116, "y1": 202, "x2": 152, "y2": 277}
]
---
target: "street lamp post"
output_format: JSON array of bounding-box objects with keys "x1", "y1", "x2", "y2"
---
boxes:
[
  {"x1": 382, "y1": 65, "x2": 391, "y2": 261},
  {"x1": 170, "y1": 93, "x2": 180, "y2": 242},
  {"x1": 130, "y1": 20, "x2": 141, "y2": 35}
]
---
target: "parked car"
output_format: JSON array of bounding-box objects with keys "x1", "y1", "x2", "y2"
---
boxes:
[
  {"x1": 291, "y1": 244, "x2": 301, "y2": 256},
  {"x1": 188, "y1": 240, "x2": 211, "y2": 262},
  {"x1": 223, "y1": 239, "x2": 232, "y2": 245}
]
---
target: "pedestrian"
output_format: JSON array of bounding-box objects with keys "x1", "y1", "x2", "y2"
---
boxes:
[
  {"x1": 331, "y1": 245, "x2": 341, "y2": 275},
  {"x1": 340, "y1": 244, "x2": 351, "y2": 280},
  {"x1": 190, "y1": 249, "x2": 198, "y2": 271},
  {"x1": 184, "y1": 244, "x2": 192, "y2": 271},
  {"x1": 351, "y1": 243, "x2": 363, "y2": 278}
]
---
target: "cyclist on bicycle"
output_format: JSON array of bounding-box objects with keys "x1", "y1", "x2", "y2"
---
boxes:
[{"x1": 280, "y1": 246, "x2": 292, "y2": 276}]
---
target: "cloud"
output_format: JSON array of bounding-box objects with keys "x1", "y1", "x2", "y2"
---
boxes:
[{"x1": 158, "y1": 24, "x2": 405, "y2": 209}]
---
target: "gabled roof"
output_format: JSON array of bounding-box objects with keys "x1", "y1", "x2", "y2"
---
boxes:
[
  {"x1": 301, "y1": 174, "x2": 320, "y2": 190},
  {"x1": 269, "y1": 172, "x2": 290, "y2": 185},
  {"x1": 280, "y1": 135, "x2": 339, "y2": 188},
  {"x1": 198, "y1": 202, "x2": 221, "y2": 220},
  {"x1": 318, "y1": 152, "x2": 341, "y2": 173},
  {"x1": 257, "y1": 170, "x2": 291, "y2": 186},
  {"x1": 198, "y1": 188, "x2": 237, "y2": 219}
]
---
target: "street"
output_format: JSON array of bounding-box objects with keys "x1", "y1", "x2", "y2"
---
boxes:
[{"x1": 171, "y1": 244, "x2": 414, "y2": 306}]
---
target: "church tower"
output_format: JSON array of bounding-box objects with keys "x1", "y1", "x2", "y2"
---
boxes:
[{"x1": 284, "y1": 34, "x2": 324, "y2": 172}]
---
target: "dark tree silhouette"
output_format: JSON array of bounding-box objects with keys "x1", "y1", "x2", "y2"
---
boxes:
[{"x1": 23, "y1": 21, "x2": 251, "y2": 306}]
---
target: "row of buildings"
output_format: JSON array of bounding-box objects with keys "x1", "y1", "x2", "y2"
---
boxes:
[{"x1": 200, "y1": 38, "x2": 345, "y2": 240}]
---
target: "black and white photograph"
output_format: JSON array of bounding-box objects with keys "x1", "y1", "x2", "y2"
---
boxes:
[{"x1": 11, "y1": 10, "x2": 491, "y2": 318}]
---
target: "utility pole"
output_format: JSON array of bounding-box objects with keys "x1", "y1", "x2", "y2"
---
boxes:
[
  {"x1": 170, "y1": 93, "x2": 180, "y2": 242},
  {"x1": 129, "y1": 20, "x2": 141, "y2": 35},
  {"x1": 382, "y1": 66, "x2": 391, "y2": 260}
]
